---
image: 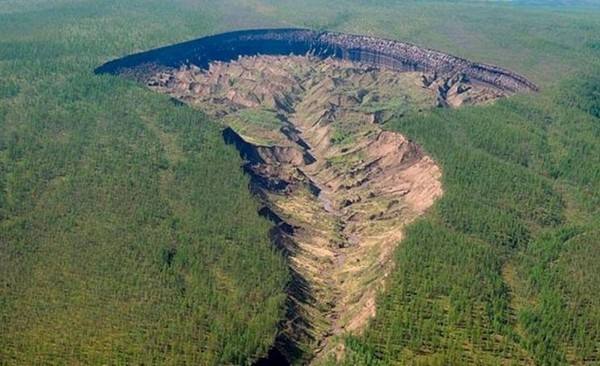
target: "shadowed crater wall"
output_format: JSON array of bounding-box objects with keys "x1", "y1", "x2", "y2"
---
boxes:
[{"x1": 95, "y1": 28, "x2": 537, "y2": 93}]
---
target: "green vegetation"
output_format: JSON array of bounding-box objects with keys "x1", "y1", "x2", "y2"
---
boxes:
[
  {"x1": 234, "y1": 109, "x2": 282, "y2": 129},
  {"x1": 338, "y1": 77, "x2": 600, "y2": 364},
  {"x1": 329, "y1": 121, "x2": 360, "y2": 145},
  {"x1": 225, "y1": 108, "x2": 285, "y2": 146},
  {"x1": 0, "y1": 1, "x2": 288, "y2": 364},
  {"x1": 252, "y1": 0, "x2": 600, "y2": 86},
  {"x1": 1, "y1": 0, "x2": 599, "y2": 365}
]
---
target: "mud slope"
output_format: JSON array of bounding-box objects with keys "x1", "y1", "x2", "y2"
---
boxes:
[
  {"x1": 146, "y1": 55, "x2": 446, "y2": 363},
  {"x1": 96, "y1": 29, "x2": 537, "y2": 364}
]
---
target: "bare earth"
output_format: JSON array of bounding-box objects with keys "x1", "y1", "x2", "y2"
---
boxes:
[{"x1": 145, "y1": 55, "x2": 504, "y2": 363}]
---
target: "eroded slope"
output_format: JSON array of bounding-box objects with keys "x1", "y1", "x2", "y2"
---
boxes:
[{"x1": 145, "y1": 55, "x2": 491, "y2": 362}]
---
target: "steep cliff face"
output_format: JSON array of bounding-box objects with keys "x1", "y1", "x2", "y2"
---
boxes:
[
  {"x1": 313, "y1": 32, "x2": 538, "y2": 92},
  {"x1": 96, "y1": 28, "x2": 537, "y2": 94}
]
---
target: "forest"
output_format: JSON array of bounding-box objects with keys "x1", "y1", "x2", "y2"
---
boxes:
[
  {"x1": 340, "y1": 75, "x2": 600, "y2": 365},
  {"x1": 1, "y1": 0, "x2": 599, "y2": 365}
]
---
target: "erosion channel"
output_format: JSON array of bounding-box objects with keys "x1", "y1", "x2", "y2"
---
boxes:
[{"x1": 96, "y1": 28, "x2": 537, "y2": 365}]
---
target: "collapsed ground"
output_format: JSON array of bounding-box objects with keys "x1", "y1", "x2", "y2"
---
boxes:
[
  {"x1": 3, "y1": 2, "x2": 598, "y2": 365},
  {"x1": 144, "y1": 55, "x2": 516, "y2": 363}
]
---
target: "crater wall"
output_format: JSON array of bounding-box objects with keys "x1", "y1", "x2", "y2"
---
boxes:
[{"x1": 96, "y1": 28, "x2": 537, "y2": 93}]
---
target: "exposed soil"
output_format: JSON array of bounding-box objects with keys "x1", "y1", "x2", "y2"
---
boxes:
[{"x1": 144, "y1": 55, "x2": 454, "y2": 363}]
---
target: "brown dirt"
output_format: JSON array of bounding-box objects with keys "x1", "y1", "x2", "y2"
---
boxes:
[{"x1": 144, "y1": 55, "x2": 494, "y2": 363}]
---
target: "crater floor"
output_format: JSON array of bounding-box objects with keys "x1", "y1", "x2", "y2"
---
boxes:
[{"x1": 145, "y1": 55, "x2": 500, "y2": 363}]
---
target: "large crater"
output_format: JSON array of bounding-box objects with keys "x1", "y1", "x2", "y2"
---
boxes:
[
  {"x1": 96, "y1": 28, "x2": 537, "y2": 95},
  {"x1": 97, "y1": 28, "x2": 536, "y2": 365}
]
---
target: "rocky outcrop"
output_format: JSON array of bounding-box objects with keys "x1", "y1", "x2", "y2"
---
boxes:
[{"x1": 96, "y1": 28, "x2": 537, "y2": 93}]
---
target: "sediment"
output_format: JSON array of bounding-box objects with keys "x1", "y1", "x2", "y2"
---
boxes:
[{"x1": 95, "y1": 29, "x2": 537, "y2": 364}]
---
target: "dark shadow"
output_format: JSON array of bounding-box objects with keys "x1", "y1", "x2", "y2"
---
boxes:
[
  {"x1": 223, "y1": 126, "x2": 316, "y2": 364},
  {"x1": 95, "y1": 28, "x2": 537, "y2": 92},
  {"x1": 254, "y1": 347, "x2": 290, "y2": 366}
]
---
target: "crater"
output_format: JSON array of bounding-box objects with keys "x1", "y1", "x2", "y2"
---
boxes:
[{"x1": 96, "y1": 28, "x2": 536, "y2": 364}]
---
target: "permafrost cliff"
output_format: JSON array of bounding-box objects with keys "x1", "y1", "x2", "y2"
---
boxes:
[{"x1": 96, "y1": 28, "x2": 537, "y2": 93}]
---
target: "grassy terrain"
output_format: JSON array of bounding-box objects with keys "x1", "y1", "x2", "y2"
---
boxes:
[
  {"x1": 225, "y1": 109, "x2": 286, "y2": 146},
  {"x1": 1, "y1": 0, "x2": 599, "y2": 365}
]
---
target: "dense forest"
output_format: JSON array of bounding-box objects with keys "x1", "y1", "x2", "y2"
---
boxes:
[
  {"x1": 0, "y1": 2, "x2": 289, "y2": 364},
  {"x1": 339, "y1": 75, "x2": 600, "y2": 365},
  {"x1": 1, "y1": 0, "x2": 599, "y2": 365}
]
